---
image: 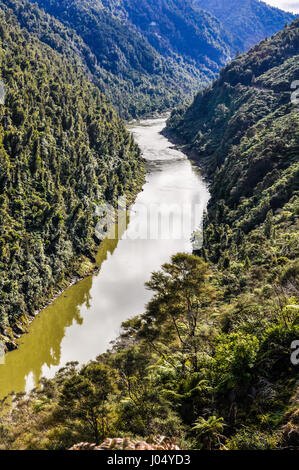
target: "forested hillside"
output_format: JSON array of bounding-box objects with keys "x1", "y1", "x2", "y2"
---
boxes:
[
  {"x1": 21, "y1": 0, "x2": 229, "y2": 120},
  {"x1": 194, "y1": 0, "x2": 295, "y2": 52},
  {"x1": 166, "y1": 17, "x2": 299, "y2": 290},
  {"x1": 100, "y1": 0, "x2": 231, "y2": 68},
  {"x1": 1, "y1": 20, "x2": 298, "y2": 451},
  {"x1": 4, "y1": 0, "x2": 294, "y2": 119},
  {"x1": 0, "y1": 6, "x2": 144, "y2": 350},
  {"x1": 0, "y1": 0, "x2": 196, "y2": 119}
]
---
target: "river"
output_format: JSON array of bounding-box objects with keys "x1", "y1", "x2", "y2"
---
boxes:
[{"x1": 0, "y1": 118, "x2": 209, "y2": 400}]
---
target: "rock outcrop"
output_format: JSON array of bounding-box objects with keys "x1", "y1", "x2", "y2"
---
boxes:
[{"x1": 70, "y1": 437, "x2": 181, "y2": 451}]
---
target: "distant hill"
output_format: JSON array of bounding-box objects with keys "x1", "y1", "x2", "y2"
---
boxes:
[
  {"x1": 26, "y1": 0, "x2": 231, "y2": 119},
  {"x1": 3, "y1": 0, "x2": 293, "y2": 119},
  {"x1": 194, "y1": 0, "x2": 295, "y2": 52}
]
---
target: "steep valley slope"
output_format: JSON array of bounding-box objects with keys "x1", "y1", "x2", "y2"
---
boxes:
[
  {"x1": 0, "y1": 5, "x2": 145, "y2": 349},
  {"x1": 0, "y1": 19, "x2": 298, "y2": 451},
  {"x1": 16, "y1": 0, "x2": 296, "y2": 119}
]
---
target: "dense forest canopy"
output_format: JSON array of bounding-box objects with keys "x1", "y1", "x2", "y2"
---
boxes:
[
  {"x1": 0, "y1": 0, "x2": 200, "y2": 120},
  {"x1": 0, "y1": 18, "x2": 298, "y2": 451},
  {"x1": 25, "y1": 0, "x2": 227, "y2": 119},
  {"x1": 166, "y1": 17, "x2": 299, "y2": 282},
  {"x1": 22, "y1": 0, "x2": 295, "y2": 119},
  {"x1": 100, "y1": 0, "x2": 231, "y2": 66},
  {"x1": 0, "y1": 6, "x2": 144, "y2": 349},
  {"x1": 163, "y1": 18, "x2": 299, "y2": 446},
  {"x1": 194, "y1": 0, "x2": 296, "y2": 52}
]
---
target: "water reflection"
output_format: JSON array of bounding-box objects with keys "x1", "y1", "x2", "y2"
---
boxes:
[
  {"x1": 0, "y1": 237, "x2": 118, "y2": 399},
  {"x1": 0, "y1": 119, "x2": 210, "y2": 399}
]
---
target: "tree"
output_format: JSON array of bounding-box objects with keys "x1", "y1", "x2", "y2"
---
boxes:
[
  {"x1": 58, "y1": 363, "x2": 118, "y2": 444},
  {"x1": 141, "y1": 254, "x2": 217, "y2": 373}
]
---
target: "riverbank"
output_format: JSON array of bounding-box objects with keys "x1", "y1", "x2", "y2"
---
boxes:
[
  {"x1": 0, "y1": 173, "x2": 145, "y2": 355},
  {"x1": 0, "y1": 118, "x2": 209, "y2": 400},
  {"x1": 0, "y1": 256, "x2": 99, "y2": 353},
  {"x1": 161, "y1": 125, "x2": 213, "y2": 186}
]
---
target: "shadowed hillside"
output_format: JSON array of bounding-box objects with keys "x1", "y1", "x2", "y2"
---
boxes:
[{"x1": 194, "y1": 0, "x2": 295, "y2": 52}]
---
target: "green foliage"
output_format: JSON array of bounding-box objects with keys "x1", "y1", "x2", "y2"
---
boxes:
[
  {"x1": 214, "y1": 332, "x2": 259, "y2": 391},
  {"x1": 195, "y1": 0, "x2": 295, "y2": 53},
  {"x1": 58, "y1": 363, "x2": 118, "y2": 445},
  {"x1": 192, "y1": 415, "x2": 225, "y2": 450},
  {"x1": 167, "y1": 20, "x2": 299, "y2": 298},
  {"x1": 0, "y1": 3, "x2": 298, "y2": 453},
  {"x1": 140, "y1": 254, "x2": 217, "y2": 374},
  {"x1": 0, "y1": 7, "x2": 144, "y2": 335},
  {"x1": 2, "y1": 0, "x2": 294, "y2": 120},
  {"x1": 101, "y1": 0, "x2": 231, "y2": 67},
  {"x1": 23, "y1": 0, "x2": 228, "y2": 119},
  {"x1": 167, "y1": 18, "x2": 299, "y2": 171},
  {"x1": 0, "y1": 252, "x2": 298, "y2": 450},
  {"x1": 163, "y1": 19, "x2": 298, "y2": 449},
  {"x1": 226, "y1": 428, "x2": 278, "y2": 450}
]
